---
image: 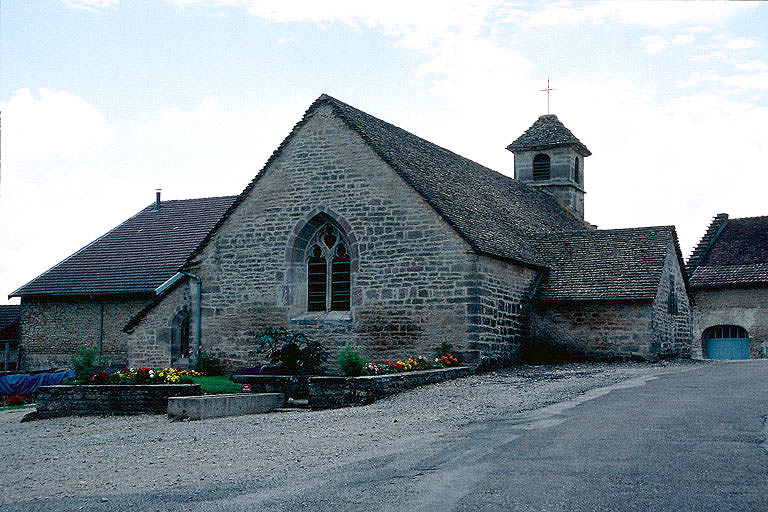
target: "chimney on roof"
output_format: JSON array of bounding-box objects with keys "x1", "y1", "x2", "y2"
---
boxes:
[{"x1": 155, "y1": 189, "x2": 161, "y2": 211}]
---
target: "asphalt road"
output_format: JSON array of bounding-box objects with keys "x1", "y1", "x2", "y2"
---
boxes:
[{"x1": 5, "y1": 361, "x2": 767, "y2": 511}]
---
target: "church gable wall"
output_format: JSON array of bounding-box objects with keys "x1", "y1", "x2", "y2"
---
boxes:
[
  {"x1": 691, "y1": 287, "x2": 768, "y2": 359},
  {"x1": 176, "y1": 104, "x2": 484, "y2": 369},
  {"x1": 20, "y1": 297, "x2": 150, "y2": 370},
  {"x1": 649, "y1": 241, "x2": 693, "y2": 358}
]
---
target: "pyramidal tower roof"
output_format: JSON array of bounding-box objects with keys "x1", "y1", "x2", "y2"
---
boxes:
[{"x1": 506, "y1": 114, "x2": 591, "y2": 156}]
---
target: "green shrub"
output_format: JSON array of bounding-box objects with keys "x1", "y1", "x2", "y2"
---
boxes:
[
  {"x1": 338, "y1": 346, "x2": 368, "y2": 377},
  {"x1": 70, "y1": 345, "x2": 106, "y2": 383},
  {"x1": 195, "y1": 351, "x2": 226, "y2": 376},
  {"x1": 434, "y1": 341, "x2": 453, "y2": 358},
  {"x1": 253, "y1": 327, "x2": 327, "y2": 375}
]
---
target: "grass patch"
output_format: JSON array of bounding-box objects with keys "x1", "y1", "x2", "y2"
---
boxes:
[
  {"x1": 0, "y1": 404, "x2": 35, "y2": 412},
  {"x1": 191, "y1": 375, "x2": 241, "y2": 394}
]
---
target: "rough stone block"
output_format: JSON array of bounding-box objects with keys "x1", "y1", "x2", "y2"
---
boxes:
[{"x1": 167, "y1": 393, "x2": 284, "y2": 420}]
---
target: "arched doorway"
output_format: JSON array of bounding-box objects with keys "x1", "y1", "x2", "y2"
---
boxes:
[
  {"x1": 170, "y1": 309, "x2": 191, "y2": 365},
  {"x1": 702, "y1": 325, "x2": 750, "y2": 359}
]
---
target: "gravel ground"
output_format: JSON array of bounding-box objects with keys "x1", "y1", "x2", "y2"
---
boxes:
[{"x1": 0, "y1": 360, "x2": 707, "y2": 506}]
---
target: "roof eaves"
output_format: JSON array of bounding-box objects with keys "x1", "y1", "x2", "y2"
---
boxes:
[{"x1": 9, "y1": 205, "x2": 153, "y2": 299}]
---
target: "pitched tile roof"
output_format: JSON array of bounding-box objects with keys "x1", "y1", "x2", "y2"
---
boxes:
[
  {"x1": 688, "y1": 215, "x2": 768, "y2": 288},
  {"x1": 10, "y1": 196, "x2": 237, "y2": 298},
  {"x1": 0, "y1": 305, "x2": 20, "y2": 340},
  {"x1": 685, "y1": 213, "x2": 729, "y2": 276},
  {"x1": 186, "y1": 94, "x2": 590, "y2": 270},
  {"x1": 532, "y1": 226, "x2": 683, "y2": 301},
  {"x1": 506, "y1": 114, "x2": 591, "y2": 156}
]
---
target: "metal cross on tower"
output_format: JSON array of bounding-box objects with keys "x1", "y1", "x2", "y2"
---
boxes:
[{"x1": 540, "y1": 77, "x2": 555, "y2": 114}]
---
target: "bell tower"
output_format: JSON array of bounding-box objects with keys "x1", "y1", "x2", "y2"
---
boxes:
[{"x1": 506, "y1": 114, "x2": 591, "y2": 219}]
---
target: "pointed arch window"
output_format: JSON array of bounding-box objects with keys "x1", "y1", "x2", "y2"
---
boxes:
[
  {"x1": 307, "y1": 224, "x2": 351, "y2": 312},
  {"x1": 533, "y1": 153, "x2": 550, "y2": 181}
]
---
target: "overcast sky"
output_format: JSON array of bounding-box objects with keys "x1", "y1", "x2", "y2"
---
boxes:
[{"x1": 2, "y1": 1, "x2": 767, "y2": 304}]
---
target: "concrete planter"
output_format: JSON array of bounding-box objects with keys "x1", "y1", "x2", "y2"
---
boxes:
[
  {"x1": 35, "y1": 384, "x2": 201, "y2": 419},
  {"x1": 168, "y1": 393, "x2": 284, "y2": 420},
  {"x1": 229, "y1": 374, "x2": 309, "y2": 399},
  {"x1": 308, "y1": 366, "x2": 474, "y2": 410}
]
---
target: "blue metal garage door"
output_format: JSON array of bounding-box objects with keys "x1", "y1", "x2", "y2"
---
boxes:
[{"x1": 704, "y1": 325, "x2": 750, "y2": 359}]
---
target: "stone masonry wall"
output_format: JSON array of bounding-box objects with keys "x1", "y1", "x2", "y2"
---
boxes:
[
  {"x1": 130, "y1": 104, "x2": 527, "y2": 371},
  {"x1": 531, "y1": 301, "x2": 656, "y2": 360},
  {"x1": 21, "y1": 297, "x2": 151, "y2": 370},
  {"x1": 126, "y1": 281, "x2": 193, "y2": 367},
  {"x1": 468, "y1": 255, "x2": 539, "y2": 360},
  {"x1": 650, "y1": 242, "x2": 693, "y2": 358},
  {"x1": 691, "y1": 286, "x2": 768, "y2": 359},
  {"x1": 308, "y1": 366, "x2": 475, "y2": 409},
  {"x1": 35, "y1": 384, "x2": 201, "y2": 418},
  {"x1": 514, "y1": 147, "x2": 584, "y2": 218}
]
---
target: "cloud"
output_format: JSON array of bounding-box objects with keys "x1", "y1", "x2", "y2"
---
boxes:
[
  {"x1": 738, "y1": 59, "x2": 768, "y2": 72},
  {"x1": 515, "y1": 1, "x2": 753, "y2": 29},
  {"x1": 1, "y1": 88, "x2": 116, "y2": 166},
  {"x1": 716, "y1": 36, "x2": 759, "y2": 50},
  {"x1": 63, "y1": 0, "x2": 118, "y2": 9},
  {"x1": 642, "y1": 35, "x2": 668, "y2": 54},
  {"x1": 672, "y1": 34, "x2": 695, "y2": 46},
  {"x1": 0, "y1": 91, "x2": 301, "y2": 303}
]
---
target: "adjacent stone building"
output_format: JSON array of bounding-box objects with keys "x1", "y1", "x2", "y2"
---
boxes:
[
  {"x1": 687, "y1": 214, "x2": 768, "y2": 359},
  {"x1": 119, "y1": 94, "x2": 692, "y2": 369},
  {"x1": 9, "y1": 195, "x2": 235, "y2": 369},
  {"x1": 0, "y1": 305, "x2": 20, "y2": 371}
]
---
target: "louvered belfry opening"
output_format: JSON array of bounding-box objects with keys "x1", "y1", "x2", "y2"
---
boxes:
[
  {"x1": 306, "y1": 223, "x2": 351, "y2": 312},
  {"x1": 532, "y1": 153, "x2": 551, "y2": 181}
]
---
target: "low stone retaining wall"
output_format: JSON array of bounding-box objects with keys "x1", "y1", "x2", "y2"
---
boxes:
[
  {"x1": 35, "y1": 384, "x2": 201, "y2": 419},
  {"x1": 168, "y1": 393, "x2": 284, "y2": 420},
  {"x1": 230, "y1": 375, "x2": 309, "y2": 399},
  {"x1": 308, "y1": 366, "x2": 474, "y2": 410}
]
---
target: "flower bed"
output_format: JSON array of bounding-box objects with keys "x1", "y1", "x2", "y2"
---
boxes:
[
  {"x1": 88, "y1": 367, "x2": 201, "y2": 385},
  {"x1": 364, "y1": 354, "x2": 459, "y2": 375}
]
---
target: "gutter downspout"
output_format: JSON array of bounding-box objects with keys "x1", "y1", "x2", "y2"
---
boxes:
[{"x1": 179, "y1": 271, "x2": 202, "y2": 367}]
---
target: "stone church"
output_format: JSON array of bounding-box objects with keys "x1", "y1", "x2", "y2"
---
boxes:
[{"x1": 12, "y1": 94, "x2": 693, "y2": 370}]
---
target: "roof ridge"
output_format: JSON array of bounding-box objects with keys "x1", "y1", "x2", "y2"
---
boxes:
[
  {"x1": 322, "y1": 95, "x2": 531, "y2": 192},
  {"x1": 727, "y1": 214, "x2": 768, "y2": 221},
  {"x1": 154, "y1": 195, "x2": 238, "y2": 204},
  {"x1": 535, "y1": 225, "x2": 674, "y2": 236},
  {"x1": 321, "y1": 95, "x2": 590, "y2": 265}
]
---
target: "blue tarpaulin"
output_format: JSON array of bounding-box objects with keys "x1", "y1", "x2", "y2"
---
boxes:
[{"x1": 0, "y1": 370, "x2": 74, "y2": 395}]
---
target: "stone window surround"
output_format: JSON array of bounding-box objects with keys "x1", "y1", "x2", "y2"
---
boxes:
[
  {"x1": 306, "y1": 223, "x2": 351, "y2": 312},
  {"x1": 284, "y1": 207, "x2": 359, "y2": 323}
]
